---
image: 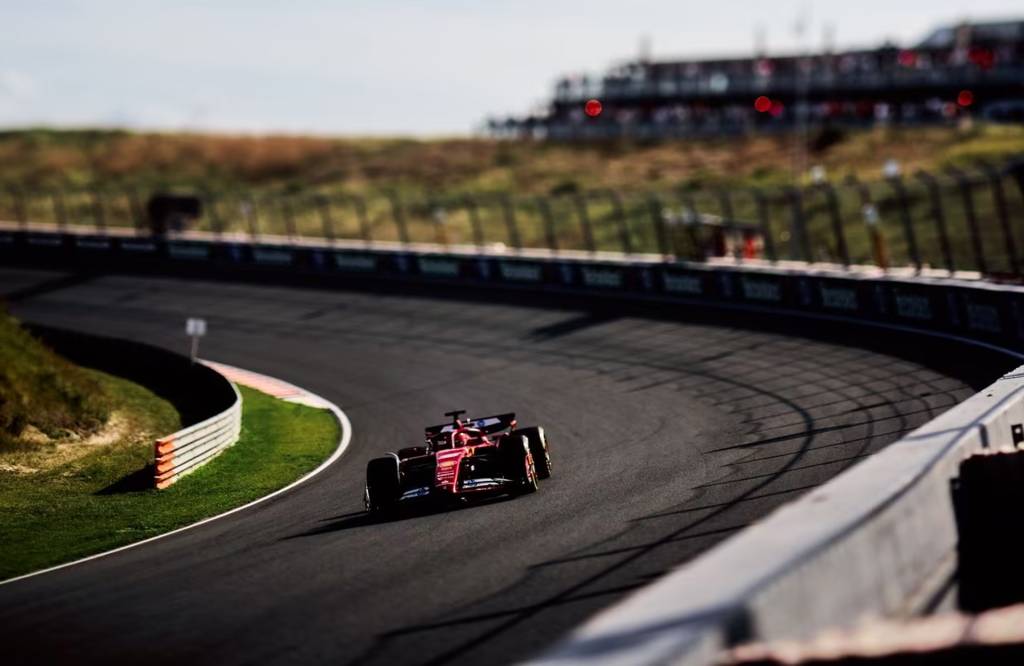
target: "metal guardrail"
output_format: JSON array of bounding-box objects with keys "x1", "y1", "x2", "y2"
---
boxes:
[
  {"x1": 532, "y1": 362, "x2": 1024, "y2": 666},
  {"x1": 154, "y1": 380, "x2": 242, "y2": 489}
]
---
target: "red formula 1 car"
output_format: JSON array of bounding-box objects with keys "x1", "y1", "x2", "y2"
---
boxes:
[{"x1": 363, "y1": 410, "x2": 551, "y2": 515}]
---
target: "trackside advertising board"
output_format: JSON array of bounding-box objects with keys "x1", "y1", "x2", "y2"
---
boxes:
[{"x1": 3, "y1": 230, "x2": 1024, "y2": 351}]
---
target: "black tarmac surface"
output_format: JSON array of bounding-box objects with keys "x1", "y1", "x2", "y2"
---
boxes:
[{"x1": 0, "y1": 268, "x2": 996, "y2": 665}]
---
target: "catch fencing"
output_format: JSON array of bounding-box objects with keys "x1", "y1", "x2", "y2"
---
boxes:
[{"x1": 2, "y1": 158, "x2": 1022, "y2": 280}]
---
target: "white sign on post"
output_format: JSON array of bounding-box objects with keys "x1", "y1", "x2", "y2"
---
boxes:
[
  {"x1": 186, "y1": 318, "x2": 207, "y2": 337},
  {"x1": 186, "y1": 317, "x2": 207, "y2": 363}
]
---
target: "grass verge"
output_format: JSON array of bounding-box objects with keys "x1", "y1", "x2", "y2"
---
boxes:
[{"x1": 0, "y1": 380, "x2": 339, "y2": 581}]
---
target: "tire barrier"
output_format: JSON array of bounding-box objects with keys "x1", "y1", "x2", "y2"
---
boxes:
[{"x1": 154, "y1": 382, "x2": 241, "y2": 489}]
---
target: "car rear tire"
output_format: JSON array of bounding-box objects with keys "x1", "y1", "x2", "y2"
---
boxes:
[
  {"x1": 516, "y1": 426, "x2": 551, "y2": 479},
  {"x1": 365, "y1": 456, "x2": 400, "y2": 514},
  {"x1": 499, "y1": 434, "x2": 537, "y2": 494}
]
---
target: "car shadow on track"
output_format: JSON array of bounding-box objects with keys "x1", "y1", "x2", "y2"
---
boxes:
[{"x1": 281, "y1": 495, "x2": 516, "y2": 540}]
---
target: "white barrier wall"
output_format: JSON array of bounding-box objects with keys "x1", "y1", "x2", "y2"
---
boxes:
[
  {"x1": 534, "y1": 365, "x2": 1024, "y2": 666},
  {"x1": 154, "y1": 381, "x2": 242, "y2": 489}
]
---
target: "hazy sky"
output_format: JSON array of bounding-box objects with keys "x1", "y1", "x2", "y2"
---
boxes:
[{"x1": 1, "y1": 0, "x2": 1021, "y2": 135}]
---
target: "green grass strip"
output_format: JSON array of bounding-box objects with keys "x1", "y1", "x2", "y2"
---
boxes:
[{"x1": 0, "y1": 377, "x2": 339, "y2": 581}]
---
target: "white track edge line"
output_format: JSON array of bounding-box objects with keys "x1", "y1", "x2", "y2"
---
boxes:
[{"x1": 0, "y1": 360, "x2": 352, "y2": 587}]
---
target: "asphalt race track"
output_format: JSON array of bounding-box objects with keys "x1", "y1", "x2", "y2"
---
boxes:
[{"x1": 0, "y1": 267, "x2": 998, "y2": 665}]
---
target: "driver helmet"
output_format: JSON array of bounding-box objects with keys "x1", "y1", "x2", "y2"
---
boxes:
[{"x1": 452, "y1": 428, "x2": 480, "y2": 448}]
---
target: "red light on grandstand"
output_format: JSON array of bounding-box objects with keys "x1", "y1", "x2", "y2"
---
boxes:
[
  {"x1": 957, "y1": 90, "x2": 975, "y2": 107},
  {"x1": 584, "y1": 99, "x2": 603, "y2": 117},
  {"x1": 897, "y1": 50, "x2": 917, "y2": 67},
  {"x1": 754, "y1": 96, "x2": 772, "y2": 113},
  {"x1": 968, "y1": 47, "x2": 995, "y2": 70}
]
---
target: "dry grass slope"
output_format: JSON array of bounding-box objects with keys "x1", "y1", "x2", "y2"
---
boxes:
[
  {"x1": 1, "y1": 124, "x2": 1022, "y2": 196},
  {"x1": 0, "y1": 311, "x2": 111, "y2": 450}
]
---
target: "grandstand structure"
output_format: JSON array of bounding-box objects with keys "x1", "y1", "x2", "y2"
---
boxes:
[{"x1": 489, "y1": 19, "x2": 1024, "y2": 140}]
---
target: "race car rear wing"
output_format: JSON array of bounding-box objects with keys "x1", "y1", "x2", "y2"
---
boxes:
[{"x1": 425, "y1": 412, "x2": 516, "y2": 439}]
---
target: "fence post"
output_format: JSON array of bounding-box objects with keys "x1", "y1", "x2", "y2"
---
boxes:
[
  {"x1": 818, "y1": 183, "x2": 850, "y2": 267},
  {"x1": 978, "y1": 162, "x2": 1020, "y2": 278},
  {"x1": 316, "y1": 194, "x2": 335, "y2": 243},
  {"x1": 51, "y1": 190, "x2": 68, "y2": 232},
  {"x1": 500, "y1": 194, "x2": 521, "y2": 250},
  {"x1": 679, "y1": 190, "x2": 705, "y2": 261},
  {"x1": 352, "y1": 195, "x2": 371, "y2": 245},
  {"x1": 429, "y1": 199, "x2": 449, "y2": 247},
  {"x1": 751, "y1": 188, "x2": 777, "y2": 262},
  {"x1": 464, "y1": 195, "x2": 485, "y2": 250},
  {"x1": 947, "y1": 166, "x2": 988, "y2": 276},
  {"x1": 914, "y1": 170, "x2": 955, "y2": 274},
  {"x1": 10, "y1": 186, "x2": 27, "y2": 230},
  {"x1": 717, "y1": 187, "x2": 735, "y2": 223},
  {"x1": 573, "y1": 194, "x2": 596, "y2": 252},
  {"x1": 243, "y1": 194, "x2": 260, "y2": 240},
  {"x1": 197, "y1": 191, "x2": 218, "y2": 238},
  {"x1": 91, "y1": 188, "x2": 107, "y2": 233},
  {"x1": 846, "y1": 176, "x2": 888, "y2": 271},
  {"x1": 536, "y1": 196, "x2": 558, "y2": 252},
  {"x1": 606, "y1": 190, "x2": 632, "y2": 255},
  {"x1": 280, "y1": 196, "x2": 297, "y2": 241},
  {"x1": 886, "y1": 175, "x2": 921, "y2": 273},
  {"x1": 787, "y1": 187, "x2": 811, "y2": 263},
  {"x1": 128, "y1": 189, "x2": 146, "y2": 235},
  {"x1": 1008, "y1": 158, "x2": 1024, "y2": 204},
  {"x1": 387, "y1": 193, "x2": 410, "y2": 246},
  {"x1": 646, "y1": 194, "x2": 670, "y2": 257}
]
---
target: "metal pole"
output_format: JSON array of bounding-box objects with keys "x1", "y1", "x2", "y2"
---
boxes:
[
  {"x1": 91, "y1": 189, "x2": 106, "y2": 233},
  {"x1": 751, "y1": 188, "x2": 777, "y2": 262},
  {"x1": 465, "y1": 196, "x2": 485, "y2": 251},
  {"x1": 978, "y1": 162, "x2": 1019, "y2": 278},
  {"x1": 679, "y1": 190, "x2": 704, "y2": 261},
  {"x1": 886, "y1": 175, "x2": 921, "y2": 273},
  {"x1": 846, "y1": 176, "x2": 888, "y2": 271},
  {"x1": 10, "y1": 186, "x2": 27, "y2": 230},
  {"x1": 51, "y1": 190, "x2": 68, "y2": 232},
  {"x1": 316, "y1": 194, "x2": 335, "y2": 243},
  {"x1": 536, "y1": 196, "x2": 558, "y2": 252},
  {"x1": 429, "y1": 199, "x2": 448, "y2": 247},
  {"x1": 915, "y1": 170, "x2": 954, "y2": 273},
  {"x1": 387, "y1": 193, "x2": 410, "y2": 246},
  {"x1": 204, "y1": 191, "x2": 225, "y2": 238},
  {"x1": 606, "y1": 190, "x2": 632, "y2": 255},
  {"x1": 244, "y1": 194, "x2": 260, "y2": 241},
  {"x1": 500, "y1": 194, "x2": 521, "y2": 250},
  {"x1": 717, "y1": 187, "x2": 735, "y2": 222},
  {"x1": 573, "y1": 194, "x2": 596, "y2": 252},
  {"x1": 947, "y1": 166, "x2": 987, "y2": 275},
  {"x1": 128, "y1": 188, "x2": 145, "y2": 235},
  {"x1": 818, "y1": 183, "x2": 849, "y2": 267},
  {"x1": 646, "y1": 194, "x2": 670, "y2": 257},
  {"x1": 787, "y1": 187, "x2": 811, "y2": 263},
  {"x1": 279, "y1": 197, "x2": 297, "y2": 241},
  {"x1": 352, "y1": 195, "x2": 371, "y2": 245},
  {"x1": 716, "y1": 188, "x2": 739, "y2": 260}
]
